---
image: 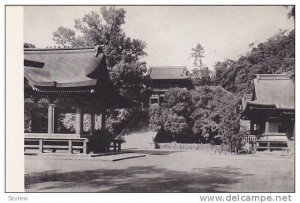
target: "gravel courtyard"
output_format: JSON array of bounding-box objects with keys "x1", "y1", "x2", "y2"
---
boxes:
[{"x1": 25, "y1": 150, "x2": 294, "y2": 192}]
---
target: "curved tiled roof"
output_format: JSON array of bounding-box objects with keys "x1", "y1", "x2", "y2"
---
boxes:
[
  {"x1": 24, "y1": 47, "x2": 138, "y2": 108},
  {"x1": 24, "y1": 48, "x2": 103, "y2": 88}
]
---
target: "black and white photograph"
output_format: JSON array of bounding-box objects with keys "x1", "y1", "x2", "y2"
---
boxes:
[{"x1": 5, "y1": 4, "x2": 296, "y2": 195}]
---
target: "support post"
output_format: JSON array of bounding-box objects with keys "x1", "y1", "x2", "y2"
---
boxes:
[
  {"x1": 265, "y1": 121, "x2": 270, "y2": 151},
  {"x1": 118, "y1": 142, "x2": 121, "y2": 151},
  {"x1": 68, "y1": 140, "x2": 72, "y2": 154},
  {"x1": 83, "y1": 140, "x2": 87, "y2": 154},
  {"x1": 48, "y1": 104, "x2": 55, "y2": 133},
  {"x1": 76, "y1": 106, "x2": 83, "y2": 136},
  {"x1": 90, "y1": 112, "x2": 95, "y2": 135},
  {"x1": 101, "y1": 111, "x2": 106, "y2": 131},
  {"x1": 158, "y1": 95, "x2": 160, "y2": 106},
  {"x1": 265, "y1": 121, "x2": 270, "y2": 134},
  {"x1": 250, "y1": 121, "x2": 254, "y2": 134},
  {"x1": 113, "y1": 142, "x2": 117, "y2": 151},
  {"x1": 39, "y1": 139, "x2": 43, "y2": 153}
]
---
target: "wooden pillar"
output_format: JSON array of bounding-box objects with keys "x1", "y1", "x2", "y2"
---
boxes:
[
  {"x1": 83, "y1": 140, "x2": 87, "y2": 154},
  {"x1": 158, "y1": 95, "x2": 160, "y2": 106},
  {"x1": 76, "y1": 106, "x2": 83, "y2": 136},
  {"x1": 68, "y1": 140, "x2": 72, "y2": 154},
  {"x1": 113, "y1": 142, "x2": 117, "y2": 151},
  {"x1": 250, "y1": 121, "x2": 254, "y2": 134},
  {"x1": 101, "y1": 111, "x2": 106, "y2": 131},
  {"x1": 118, "y1": 142, "x2": 121, "y2": 151},
  {"x1": 48, "y1": 104, "x2": 55, "y2": 134},
  {"x1": 90, "y1": 112, "x2": 95, "y2": 135},
  {"x1": 39, "y1": 139, "x2": 43, "y2": 153},
  {"x1": 267, "y1": 141, "x2": 270, "y2": 151},
  {"x1": 265, "y1": 121, "x2": 270, "y2": 133}
]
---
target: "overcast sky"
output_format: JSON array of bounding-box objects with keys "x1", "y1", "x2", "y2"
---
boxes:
[{"x1": 24, "y1": 6, "x2": 294, "y2": 69}]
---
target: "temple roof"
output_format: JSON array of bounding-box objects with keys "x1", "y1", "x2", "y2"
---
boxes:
[
  {"x1": 24, "y1": 47, "x2": 138, "y2": 108},
  {"x1": 149, "y1": 66, "x2": 190, "y2": 80},
  {"x1": 242, "y1": 74, "x2": 294, "y2": 118},
  {"x1": 252, "y1": 74, "x2": 294, "y2": 109},
  {"x1": 24, "y1": 48, "x2": 102, "y2": 88}
]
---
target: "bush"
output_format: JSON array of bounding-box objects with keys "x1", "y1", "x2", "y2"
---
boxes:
[
  {"x1": 149, "y1": 86, "x2": 241, "y2": 146},
  {"x1": 175, "y1": 128, "x2": 197, "y2": 143},
  {"x1": 153, "y1": 127, "x2": 174, "y2": 143}
]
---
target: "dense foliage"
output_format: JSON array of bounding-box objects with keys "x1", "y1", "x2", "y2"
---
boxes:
[
  {"x1": 52, "y1": 6, "x2": 148, "y2": 101},
  {"x1": 150, "y1": 87, "x2": 242, "y2": 148},
  {"x1": 213, "y1": 29, "x2": 295, "y2": 96}
]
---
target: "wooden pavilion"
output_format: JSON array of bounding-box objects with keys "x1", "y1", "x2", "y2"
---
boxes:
[
  {"x1": 24, "y1": 47, "x2": 137, "y2": 154},
  {"x1": 241, "y1": 74, "x2": 295, "y2": 151},
  {"x1": 148, "y1": 66, "x2": 193, "y2": 106}
]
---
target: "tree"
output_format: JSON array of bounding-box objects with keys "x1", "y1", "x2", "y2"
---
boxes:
[
  {"x1": 150, "y1": 86, "x2": 241, "y2": 145},
  {"x1": 53, "y1": 27, "x2": 86, "y2": 47},
  {"x1": 191, "y1": 43, "x2": 205, "y2": 68},
  {"x1": 213, "y1": 29, "x2": 295, "y2": 96},
  {"x1": 199, "y1": 67, "x2": 212, "y2": 86},
  {"x1": 52, "y1": 6, "x2": 148, "y2": 101},
  {"x1": 190, "y1": 86, "x2": 240, "y2": 144},
  {"x1": 52, "y1": 7, "x2": 148, "y2": 136},
  {"x1": 150, "y1": 88, "x2": 194, "y2": 143},
  {"x1": 190, "y1": 43, "x2": 212, "y2": 86},
  {"x1": 24, "y1": 43, "x2": 36, "y2": 48},
  {"x1": 285, "y1": 5, "x2": 295, "y2": 20},
  {"x1": 211, "y1": 59, "x2": 233, "y2": 85}
]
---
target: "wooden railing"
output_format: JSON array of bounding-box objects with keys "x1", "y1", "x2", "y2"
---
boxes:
[
  {"x1": 24, "y1": 133, "x2": 87, "y2": 154},
  {"x1": 243, "y1": 135, "x2": 257, "y2": 143}
]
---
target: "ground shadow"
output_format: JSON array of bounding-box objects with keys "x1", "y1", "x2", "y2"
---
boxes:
[
  {"x1": 124, "y1": 149, "x2": 180, "y2": 155},
  {"x1": 25, "y1": 165, "x2": 253, "y2": 192}
]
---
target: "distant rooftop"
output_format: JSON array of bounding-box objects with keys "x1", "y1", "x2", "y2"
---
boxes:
[{"x1": 149, "y1": 66, "x2": 190, "y2": 80}]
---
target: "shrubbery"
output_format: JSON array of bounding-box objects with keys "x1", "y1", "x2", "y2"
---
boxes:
[{"x1": 150, "y1": 86, "x2": 242, "y2": 148}]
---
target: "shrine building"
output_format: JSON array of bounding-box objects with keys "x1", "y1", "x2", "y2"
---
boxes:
[
  {"x1": 148, "y1": 66, "x2": 193, "y2": 106},
  {"x1": 24, "y1": 47, "x2": 137, "y2": 154},
  {"x1": 241, "y1": 74, "x2": 295, "y2": 151}
]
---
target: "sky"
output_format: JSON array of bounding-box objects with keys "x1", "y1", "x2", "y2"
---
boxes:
[{"x1": 24, "y1": 6, "x2": 294, "y2": 70}]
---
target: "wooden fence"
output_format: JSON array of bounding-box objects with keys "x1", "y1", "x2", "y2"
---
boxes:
[
  {"x1": 25, "y1": 133, "x2": 87, "y2": 154},
  {"x1": 155, "y1": 143, "x2": 232, "y2": 154}
]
